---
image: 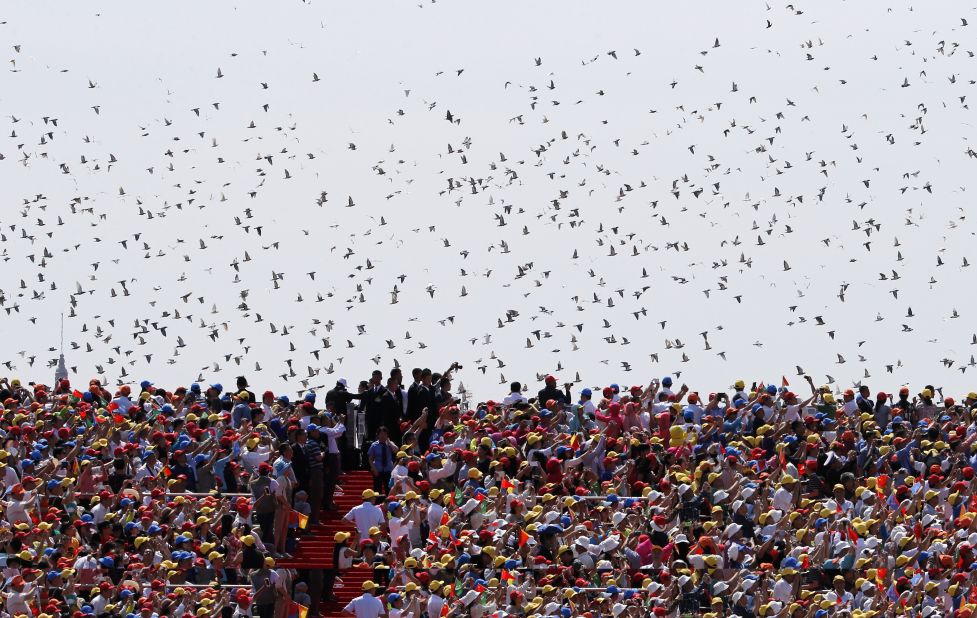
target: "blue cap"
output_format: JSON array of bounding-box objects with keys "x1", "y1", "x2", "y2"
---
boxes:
[
  {"x1": 606, "y1": 585, "x2": 620, "y2": 595},
  {"x1": 98, "y1": 556, "x2": 114, "y2": 568},
  {"x1": 120, "y1": 498, "x2": 133, "y2": 508},
  {"x1": 120, "y1": 589, "x2": 134, "y2": 598},
  {"x1": 662, "y1": 377, "x2": 672, "y2": 386},
  {"x1": 46, "y1": 570, "x2": 61, "y2": 581},
  {"x1": 46, "y1": 479, "x2": 60, "y2": 490},
  {"x1": 82, "y1": 392, "x2": 93, "y2": 402},
  {"x1": 278, "y1": 395, "x2": 289, "y2": 404},
  {"x1": 387, "y1": 502, "x2": 401, "y2": 512},
  {"x1": 304, "y1": 392, "x2": 316, "y2": 402},
  {"x1": 765, "y1": 384, "x2": 777, "y2": 394},
  {"x1": 562, "y1": 609, "x2": 572, "y2": 618},
  {"x1": 751, "y1": 403, "x2": 762, "y2": 413},
  {"x1": 194, "y1": 454, "x2": 208, "y2": 465},
  {"x1": 425, "y1": 453, "x2": 441, "y2": 462},
  {"x1": 190, "y1": 383, "x2": 201, "y2": 392},
  {"x1": 124, "y1": 522, "x2": 138, "y2": 531},
  {"x1": 816, "y1": 611, "x2": 829, "y2": 618},
  {"x1": 20, "y1": 459, "x2": 34, "y2": 468},
  {"x1": 307, "y1": 424, "x2": 320, "y2": 433},
  {"x1": 388, "y1": 593, "x2": 402, "y2": 603},
  {"x1": 580, "y1": 388, "x2": 592, "y2": 397},
  {"x1": 161, "y1": 403, "x2": 173, "y2": 413},
  {"x1": 81, "y1": 606, "x2": 94, "y2": 615},
  {"x1": 147, "y1": 524, "x2": 161, "y2": 534},
  {"x1": 504, "y1": 559, "x2": 519, "y2": 570},
  {"x1": 210, "y1": 383, "x2": 223, "y2": 392},
  {"x1": 140, "y1": 380, "x2": 153, "y2": 389},
  {"x1": 174, "y1": 535, "x2": 190, "y2": 544},
  {"x1": 610, "y1": 383, "x2": 620, "y2": 391}
]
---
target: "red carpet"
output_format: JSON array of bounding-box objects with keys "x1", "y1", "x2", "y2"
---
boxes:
[{"x1": 277, "y1": 470, "x2": 377, "y2": 617}]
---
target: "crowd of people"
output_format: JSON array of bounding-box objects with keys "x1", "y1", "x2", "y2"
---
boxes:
[{"x1": 1, "y1": 367, "x2": 977, "y2": 618}]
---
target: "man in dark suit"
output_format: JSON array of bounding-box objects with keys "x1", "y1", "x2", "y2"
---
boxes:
[
  {"x1": 378, "y1": 378, "x2": 405, "y2": 444},
  {"x1": 363, "y1": 370, "x2": 385, "y2": 443},
  {"x1": 407, "y1": 368, "x2": 436, "y2": 449}
]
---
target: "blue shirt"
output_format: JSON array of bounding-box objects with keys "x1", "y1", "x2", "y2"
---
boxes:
[{"x1": 367, "y1": 441, "x2": 395, "y2": 473}]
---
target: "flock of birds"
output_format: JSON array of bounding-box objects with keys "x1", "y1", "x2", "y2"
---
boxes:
[{"x1": 2, "y1": 3, "x2": 977, "y2": 397}]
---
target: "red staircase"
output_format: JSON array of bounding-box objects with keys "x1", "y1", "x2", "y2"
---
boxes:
[{"x1": 277, "y1": 470, "x2": 378, "y2": 617}]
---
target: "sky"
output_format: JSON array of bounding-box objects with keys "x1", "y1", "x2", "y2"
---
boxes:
[{"x1": 1, "y1": 1, "x2": 976, "y2": 401}]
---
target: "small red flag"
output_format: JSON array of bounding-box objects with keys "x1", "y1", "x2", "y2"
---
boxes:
[
  {"x1": 782, "y1": 376, "x2": 789, "y2": 387},
  {"x1": 518, "y1": 529, "x2": 530, "y2": 547}
]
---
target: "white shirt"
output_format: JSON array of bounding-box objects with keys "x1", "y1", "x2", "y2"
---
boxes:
[
  {"x1": 112, "y1": 395, "x2": 134, "y2": 414},
  {"x1": 321, "y1": 424, "x2": 345, "y2": 454},
  {"x1": 134, "y1": 460, "x2": 162, "y2": 483},
  {"x1": 427, "y1": 501, "x2": 444, "y2": 532},
  {"x1": 343, "y1": 593, "x2": 384, "y2": 618},
  {"x1": 428, "y1": 460, "x2": 457, "y2": 485},
  {"x1": 389, "y1": 515, "x2": 409, "y2": 549},
  {"x1": 772, "y1": 487, "x2": 793, "y2": 511},
  {"x1": 5, "y1": 588, "x2": 32, "y2": 615},
  {"x1": 427, "y1": 594, "x2": 445, "y2": 618},
  {"x1": 344, "y1": 502, "x2": 386, "y2": 539},
  {"x1": 502, "y1": 392, "x2": 528, "y2": 406},
  {"x1": 241, "y1": 446, "x2": 272, "y2": 472},
  {"x1": 772, "y1": 578, "x2": 793, "y2": 603}
]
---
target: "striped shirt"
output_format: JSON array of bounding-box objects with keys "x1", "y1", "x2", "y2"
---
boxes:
[{"x1": 303, "y1": 440, "x2": 323, "y2": 469}]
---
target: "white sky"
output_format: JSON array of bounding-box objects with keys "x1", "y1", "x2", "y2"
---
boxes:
[{"x1": 1, "y1": 1, "x2": 976, "y2": 400}]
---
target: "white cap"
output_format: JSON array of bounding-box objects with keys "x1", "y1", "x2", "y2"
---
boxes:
[
  {"x1": 337, "y1": 378, "x2": 348, "y2": 387},
  {"x1": 612, "y1": 603, "x2": 628, "y2": 617}
]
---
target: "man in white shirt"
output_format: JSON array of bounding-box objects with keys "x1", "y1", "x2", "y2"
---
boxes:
[
  {"x1": 772, "y1": 475, "x2": 797, "y2": 511},
  {"x1": 4, "y1": 576, "x2": 32, "y2": 617},
  {"x1": 321, "y1": 416, "x2": 346, "y2": 511},
  {"x1": 343, "y1": 581, "x2": 385, "y2": 618},
  {"x1": 112, "y1": 386, "x2": 134, "y2": 414},
  {"x1": 133, "y1": 452, "x2": 162, "y2": 484},
  {"x1": 502, "y1": 382, "x2": 528, "y2": 407},
  {"x1": 344, "y1": 490, "x2": 386, "y2": 539},
  {"x1": 579, "y1": 389, "x2": 597, "y2": 419},
  {"x1": 427, "y1": 452, "x2": 458, "y2": 485}
]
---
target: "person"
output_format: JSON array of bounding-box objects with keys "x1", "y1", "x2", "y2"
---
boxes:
[
  {"x1": 536, "y1": 374, "x2": 570, "y2": 406},
  {"x1": 367, "y1": 426, "x2": 397, "y2": 493},
  {"x1": 378, "y1": 377, "x2": 405, "y2": 444},
  {"x1": 250, "y1": 462, "x2": 280, "y2": 551},
  {"x1": 344, "y1": 488, "x2": 386, "y2": 541},
  {"x1": 362, "y1": 370, "x2": 386, "y2": 442},
  {"x1": 502, "y1": 381, "x2": 527, "y2": 406},
  {"x1": 342, "y1": 581, "x2": 384, "y2": 618},
  {"x1": 249, "y1": 556, "x2": 280, "y2": 618},
  {"x1": 320, "y1": 413, "x2": 346, "y2": 511},
  {"x1": 302, "y1": 425, "x2": 325, "y2": 526}
]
